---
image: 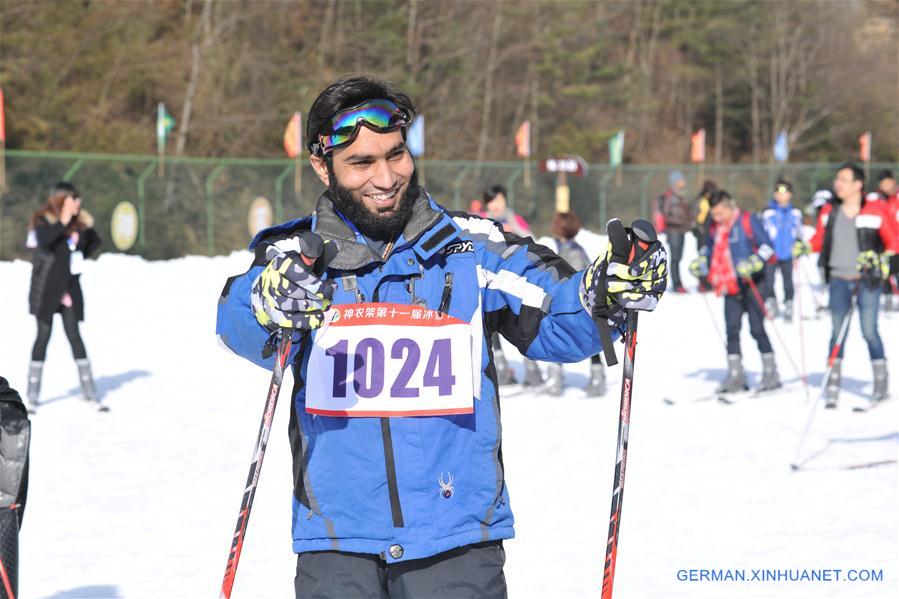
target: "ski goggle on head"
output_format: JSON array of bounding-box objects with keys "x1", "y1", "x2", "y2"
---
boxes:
[{"x1": 312, "y1": 99, "x2": 411, "y2": 156}]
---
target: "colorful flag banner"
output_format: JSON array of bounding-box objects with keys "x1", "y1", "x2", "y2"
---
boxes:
[
  {"x1": 515, "y1": 121, "x2": 530, "y2": 158},
  {"x1": 608, "y1": 130, "x2": 625, "y2": 167},
  {"x1": 690, "y1": 128, "x2": 706, "y2": 163},
  {"x1": 859, "y1": 131, "x2": 872, "y2": 162},
  {"x1": 0, "y1": 87, "x2": 6, "y2": 142},
  {"x1": 773, "y1": 130, "x2": 789, "y2": 162},
  {"x1": 283, "y1": 112, "x2": 302, "y2": 158},
  {"x1": 157, "y1": 102, "x2": 175, "y2": 146},
  {"x1": 407, "y1": 115, "x2": 425, "y2": 157}
]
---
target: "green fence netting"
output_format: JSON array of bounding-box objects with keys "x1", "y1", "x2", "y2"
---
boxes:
[{"x1": 1, "y1": 150, "x2": 894, "y2": 261}]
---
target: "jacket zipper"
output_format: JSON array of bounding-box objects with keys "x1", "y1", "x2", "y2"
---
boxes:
[{"x1": 371, "y1": 247, "x2": 406, "y2": 528}]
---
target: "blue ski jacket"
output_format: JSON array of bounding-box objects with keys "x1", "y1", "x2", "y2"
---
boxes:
[
  {"x1": 761, "y1": 200, "x2": 803, "y2": 261},
  {"x1": 216, "y1": 190, "x2": 606, "y2": 563}
]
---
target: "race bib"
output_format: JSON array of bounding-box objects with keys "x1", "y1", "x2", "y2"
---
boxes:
[{"x1": 306, "y1": 303, "x2": 475, "y2": 417}]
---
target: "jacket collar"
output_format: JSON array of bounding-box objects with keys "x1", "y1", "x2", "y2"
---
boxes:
[
  {"x1": 768, "y1": 199, "x2": 791, "y2": 211},
  {"x1": 312, "y1": 187, "x2": 455, "y2": 271}
]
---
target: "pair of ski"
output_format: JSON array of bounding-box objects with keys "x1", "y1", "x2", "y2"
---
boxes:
[
  {"x1": 27, "y1": 397, "x2": 109, "y2": 414},
  {"x1": 664, "y1": 389, "x2": 888, "y2": 412},
  {"x1": 846, "y1": 397, "x2": 890, "y2": 413},
  {"x1": 663, "y1": 386, "x2": 779, "y2": 406}
]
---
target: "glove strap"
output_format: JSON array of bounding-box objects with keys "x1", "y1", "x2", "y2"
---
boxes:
[{"x1": 593, "y1": 314, "x2": 619, "y2": 367}]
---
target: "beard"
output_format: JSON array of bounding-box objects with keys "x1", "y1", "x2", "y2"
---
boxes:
[{"x1": 328, "y1": 166, "x2": 420, "y2": 242}]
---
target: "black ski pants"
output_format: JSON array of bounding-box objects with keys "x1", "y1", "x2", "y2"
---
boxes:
[
  {"x1": 724, "y1": 282, "x2": 772, "y2": 356},
  {"x1": 31, "y1": 306, "x2": 87, "y2": 361},
  {"x1": 295, "y1": 541, "x2": 507, "y2": 599},
  {"x1": 764, "y1": 259, "x2": 794, "y2": 301},
  {"x1": 666, "y1": 230, "x2": 685, "y2": 289}
]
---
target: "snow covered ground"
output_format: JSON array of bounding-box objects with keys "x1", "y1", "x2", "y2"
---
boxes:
[{"x1": 1, "y1": 235, "x2": 897, "y2": 598}]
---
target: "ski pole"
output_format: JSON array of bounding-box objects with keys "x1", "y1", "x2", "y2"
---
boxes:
[
  {"x1": 698, "y1": 290, "x2": 727, "y2": 350},
  {"x1": 220, "y1": 331, "x2": 293, "y2": 599},
  {"x1": 220, "y1": 239, "x2": 333, "y2": 598},
  {"x1": 790, "y1": 294, "x2": 856, "y2": 471},
  {"x1": 0, "y1": 555, "x2": 14, "y2": 599},
  {"x1": 745, "y1": 276, "x2": 810, "y2": 402},
  {"x1": 798, "y1": 256, "x2": 826, "y2": 314},
  {"x1": 601, "y1": 309, "x2": 638, "y2": 599},
  {"x1": 793, "y1": 261, "x2": 809, "y2": 400},
  {"x1": 600, "y1": 218, "x2": 655, "y2": 599}
]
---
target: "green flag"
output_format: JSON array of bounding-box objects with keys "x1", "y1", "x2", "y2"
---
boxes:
[
  {"x1": 157, "y1": 102, "x2": 175, "y2": 146},
  {"x1": 608, "y1": 130, "x2": 624, "y2": 167}
]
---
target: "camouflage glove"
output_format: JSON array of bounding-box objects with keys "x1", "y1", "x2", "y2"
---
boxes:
[
  {"x1": 580, "y1": 219, "x2": 668, "y2": 316},
  {"x1": 689, "y1": 255, "x2": 709, "y2": 278},
  {"x1": 735, "y1": 254, "x2": 764, "y2": 279},
  {"x1": 792, "y1": 240, "x2": 812, "y2": 258},
  {"x1": 856, "y1": 250, "x2": 892, "y2": 281},
  {"x1": 251, "y1": 232, "x2": 337, "y2": 332}
]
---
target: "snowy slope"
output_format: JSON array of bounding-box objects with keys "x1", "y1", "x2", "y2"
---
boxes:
[{"x1": 0, "y1": 238, "x2": 896, "y2": 599}]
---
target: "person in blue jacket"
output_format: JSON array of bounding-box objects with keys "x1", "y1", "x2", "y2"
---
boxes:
[
  {"x1": 761, "y1": 179, "x2": 805, "y2": 321},
  {"x1": 690, "y1": 190, "x2": 781, "y2": 394},
  {"x1": 216, "y1": 75, "x2": 668, "y2": 599}
]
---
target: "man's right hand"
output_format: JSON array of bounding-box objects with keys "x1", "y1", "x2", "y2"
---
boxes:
[
  {"x1": 735, "y1": 254, "x2": 764, "y2": 279},
  {"x1": 60, "y1": 195, "x2": 79, "y2": 226},
  {"x1": 689, "y1": 255, "x2": 709, "y2": 278},
  {"x1": 792, "y1": 240, "x2": 812, "y2": 258},
  {"x1": 251, "y1": 233, "x2": 337, "y2": 332}
]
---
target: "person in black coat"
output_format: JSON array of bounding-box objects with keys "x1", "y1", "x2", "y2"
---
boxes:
[{"x1": 26, "y1": 182, "x2": 102, "y2": 408}]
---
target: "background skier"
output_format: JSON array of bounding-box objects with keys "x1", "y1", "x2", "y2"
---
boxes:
[
  {"x1": 26, "y1": 182, "x2": 102, "y2": 410},
  {"x1": 690, "y1": 190, "x2": 781, "y2": 394}
]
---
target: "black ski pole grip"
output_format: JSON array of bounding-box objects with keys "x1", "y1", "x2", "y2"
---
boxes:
[{"x1": 630, "y1": 219, "x2": 657, "y2": 244}]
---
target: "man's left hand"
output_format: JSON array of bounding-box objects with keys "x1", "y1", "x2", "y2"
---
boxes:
[{"x1": 580, "y1": 220, "x2": 668, "y2": 316}]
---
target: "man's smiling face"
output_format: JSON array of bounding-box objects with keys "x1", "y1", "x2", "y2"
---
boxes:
[{"x1": 320, "y1": 126, "x2": 414, "y2": 219}]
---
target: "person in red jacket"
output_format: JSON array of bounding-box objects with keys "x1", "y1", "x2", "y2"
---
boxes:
[
  {"x1": 810, "y1": 164, "x2": 899, "y2": 407},
  {"x1": 868, "y1": 170, "x2": 899, "y2": 311}
]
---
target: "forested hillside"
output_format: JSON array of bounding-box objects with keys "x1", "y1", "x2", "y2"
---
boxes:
[{"x1": 1, "y1": 0, "x2": 896, "y2": 162}]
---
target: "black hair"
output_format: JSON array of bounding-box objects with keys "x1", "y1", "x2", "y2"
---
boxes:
[
  {"x1": 306, "y1": 75, "x2": 416, "y2": 155},
  {"x1": 774, "y1": 178, "x2": 793, "y2": 192},
  {"x1": 707, "y1": 189, "x2": 733, "y2": 208},
  {"x1": 877, "y1": 169, "x2": 895, "y2": 182},
  {"x1": 52, "y1": 181, "x2": 80, "y2": 198},
  {"x1": 837, "y1": 163, "x2": 865, "y2": 184},
  {"x1": 483, "y1": 184, "x2": 507, "y2": 204},
  {"x1": 699, "y1": 179, "x2": 718, "y2": 196}
]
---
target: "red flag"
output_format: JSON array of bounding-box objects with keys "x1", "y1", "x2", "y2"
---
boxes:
[
  {"x1": 284, "y1": 112, "x2": 302, "y2": 158},
  {"x1": 0, "y1": 88, "x2": 6, "y2": 142},
  {"x1": 859, "y1": 131, "x2": 872, "y2": 162},
  {"x1": 690, "y1": 128, "x2": 705, "y2": 163},
  {"x1": 515, "y1": 121, "x2": 530, "y2": 158}
]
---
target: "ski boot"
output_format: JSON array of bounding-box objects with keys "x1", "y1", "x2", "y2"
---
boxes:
[
  {"x1": 824, "y1": 358, "x2": 842, "y2": 408},
  {"x1": 765, "y1": 297, "x2": 779, "y2": 318},
  {"x1": 494, "y1": 350, "x2": 517, "y2": 386},
  {"x1": 545, "y1": 364, "x2": 564, "y2": 397},
  {"x1": 522, "y1": 360, "x2": 544, "y2": 387},
  {"x1": 584, "y1": 362, "x2": 606, "y2": 397},
  {"x1": 27, "y1": 360, "x2": 43, "y2": 410},
  {"x1": 755, "y1": 353, "x2": 782, "y2": 393},
  {"x1": 716, "y1": 354, "x2": 748, "y2": 394},
  {"x1": 782, "y1": 300, "x2": 794, "y2": 323},
  {"x1": 872, "y1": 359, "x2": 889, "y2": 402},
  {"x1": 76, "y1": 359, "x2": 98, "y2": 402}
]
